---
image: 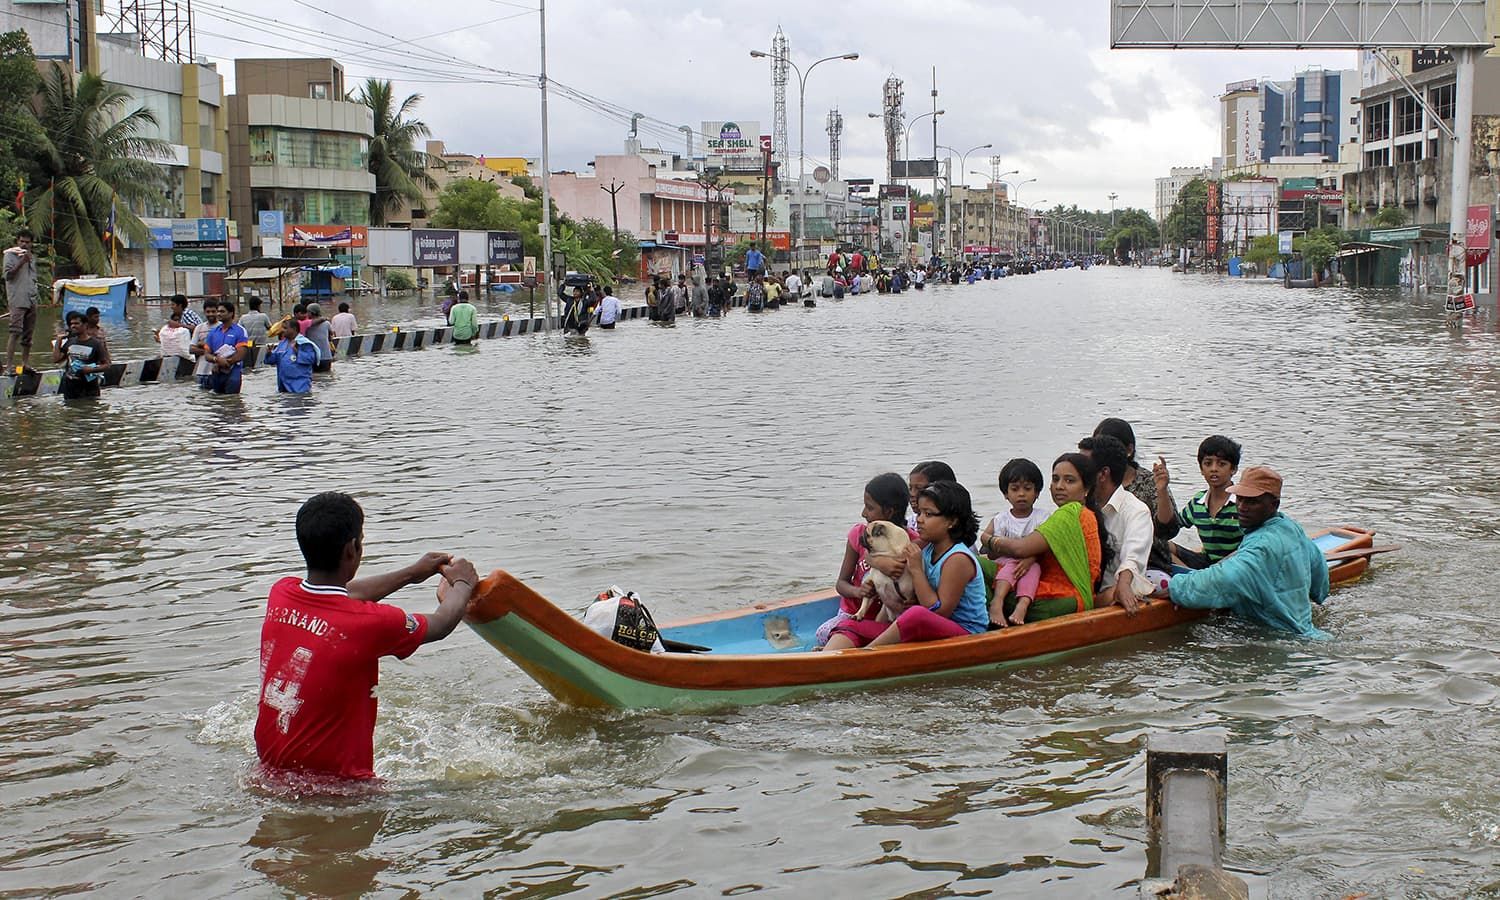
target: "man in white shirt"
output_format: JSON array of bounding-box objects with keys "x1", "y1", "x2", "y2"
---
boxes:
[
  {"x1": 784, "y1": 271, "x2": 802, "y2": 299},
  {"x1": 597, "y1": 285, "x2": 621, "y2": 329},
  {"x1": 1080, "y1": 434, "x2": 1155, "y2": 616},
  {"x1": 330, "y1": 301, "x2": 357, "y2": 338}
]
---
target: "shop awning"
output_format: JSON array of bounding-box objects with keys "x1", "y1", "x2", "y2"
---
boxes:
[{"x1": 1333, "y1": 242, "x2": 1398, "y2": 259}]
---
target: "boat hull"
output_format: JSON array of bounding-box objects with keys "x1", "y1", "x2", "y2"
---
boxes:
[{"x1": 464, "y1": 525, "x2": 1377, "y2": 710}]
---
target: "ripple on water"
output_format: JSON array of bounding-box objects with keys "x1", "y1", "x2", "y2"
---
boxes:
[{"x1": 3, "y1": 271, "x2": 1500, "y2": 894}]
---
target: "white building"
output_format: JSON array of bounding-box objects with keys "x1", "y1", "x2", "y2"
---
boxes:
[{"x1": 1154, "y1": 165, "x2": 1212, "y2": 233}]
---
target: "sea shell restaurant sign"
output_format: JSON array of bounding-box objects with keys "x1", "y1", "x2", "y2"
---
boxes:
[{"x1": 702, "y1": 121, "x2": 760, "y2": 159}]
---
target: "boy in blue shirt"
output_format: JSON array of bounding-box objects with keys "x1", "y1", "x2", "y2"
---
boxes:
[{"x1": 266, "y1": 324, "x2": 319, "y2": 393}]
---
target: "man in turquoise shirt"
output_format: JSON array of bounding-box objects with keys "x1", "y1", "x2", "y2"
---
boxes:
[
  {"x1": 1166, "y1": 466, "x2": 1330, "y2": 638},
  {"x1": 448, "y1": 291, "x2": 478, "y2": 343}
]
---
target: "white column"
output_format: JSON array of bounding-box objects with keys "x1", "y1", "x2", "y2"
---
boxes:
[{"x1": 1445, "y1": 47, "x2": 1476, "y2": 306}]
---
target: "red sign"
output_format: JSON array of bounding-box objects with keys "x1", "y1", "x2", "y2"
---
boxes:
[
  {"x1": 759, "y1": 134, "x2": 772, "y2": 153},
  {"x1": 283, "y1": 224, "x2": 368, "y2": 247},
  {"x1": 1205, "y1": 181, "x2": 1221, "y2": 258},
  {"x1": 1466, "y1": 204, "x2": 1492, "y2": 268}
]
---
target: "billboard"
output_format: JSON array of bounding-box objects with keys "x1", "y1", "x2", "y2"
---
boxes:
[
  {"x1": 892, "y1": 159, "x2": 939, "y2": 179},
  {"x1": 412, "y1": 229, "x2": 460, "y2": 266},
  {"x1": 1110, "y1": 0, "x2": 1490, "y2": 48},
  {"x1": 284, "y1": 224, "x2": 368, "y2": 247},
  {"x1": 1467, "y1": 205, "x2": 1492, "y2": 267},
  {"x1": 487, "y1": 231, "x2": 523, "y2": 266},
  {"x1": 702, "y1": 121, "x2": 761, "y2": 159}
]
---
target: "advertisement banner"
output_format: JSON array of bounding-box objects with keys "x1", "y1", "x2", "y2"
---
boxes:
[
  {"x1": 487, "y1": 230, "x2": 523, "y2": 266},
  {"x1": 1466, "y1": 204, "x2": 1492, "y2": 267},
  {"x1": 412, "y1": 229, "x2": 460, "y2": 266},
  {"x1": 702, "y1": 120, "x2": 760, "y2": 159},
  {"x1": 284, "y1": 224, "x2": 368, "y2": 247},
  {"x1": 1205, "y1": 181, "x2": 1221, "y2": 258},
  {"x1": 1278, "y1": 230, "x2": 1294, "y2": 254}
]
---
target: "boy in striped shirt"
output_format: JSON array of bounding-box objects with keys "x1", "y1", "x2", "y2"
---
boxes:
[{"x1": 1151, "y1": 435, "x2": 1244, "y2": 569}]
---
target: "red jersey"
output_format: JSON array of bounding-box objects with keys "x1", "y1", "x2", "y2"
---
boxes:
[{"x1": 255, "y1": 577, "x2": 428, "y2": 779}]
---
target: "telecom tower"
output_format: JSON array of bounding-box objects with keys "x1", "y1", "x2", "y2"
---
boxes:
[
  {"x1": 100, "y1": 0, "x2": 195, "y2": 63},
  {"x1": 771, "y1": 28, "x2": 790, "y2": 175},
  {"x1": 826, "y1": 108, "x2": 843, "y2": 180},
  {"x1": 882, "y1": 75, "x2": 904, "y2": 184}
]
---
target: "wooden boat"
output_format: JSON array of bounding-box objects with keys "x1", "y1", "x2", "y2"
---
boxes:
[{"x1": 465, "y1": 525, "x2": 1378, "y2": 711}]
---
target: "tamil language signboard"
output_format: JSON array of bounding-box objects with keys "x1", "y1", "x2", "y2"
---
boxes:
[
  {"x1": 702, "y1": 121, "x2": 760, "y2": 159},
  {"x1": 1111, "y1": 0, "x2": 1491, "y2": 48},
  {"x1": 412, "y1": 229, "x2": 460, "y2": 266},
  {"x1": 1467, "y1": 204, "x2": 1492, "y2": 267},
  {"x1": 487, "y1": 231, "x2": 523, "y2": 266}
]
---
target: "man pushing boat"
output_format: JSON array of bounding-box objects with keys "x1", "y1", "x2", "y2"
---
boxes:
[
  {"x1": 1163, "y1": 466, "x2": 1331, "y2": 638},
  {"x1": 254, "y1": 492, "x2": 478, "y2": 780}
]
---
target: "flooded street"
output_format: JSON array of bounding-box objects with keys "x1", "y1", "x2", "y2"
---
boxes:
[{"x1": 3, "y1": 267, "x2": 1499, "y2": 896}]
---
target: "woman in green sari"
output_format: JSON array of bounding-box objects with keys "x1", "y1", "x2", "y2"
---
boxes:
[{"x1": 980, "y1": 453, "x2": 1110, "y2": 625}]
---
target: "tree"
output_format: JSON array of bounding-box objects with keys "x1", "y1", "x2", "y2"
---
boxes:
[
  {"x1": 1370, "y1": 205, "x2": 1408, "y2": 228},
  {"x1": 352, "y1": 78, "x2": 437, "y2": 227},
  {"x1": 1242, "y1": 234, "x2": 1281, "y2": 268},
  {"x1": 1295, "y1": 225, "x2": 1344, "y2": 275},
  {"x1": 570, "y1": 216, "x2": 637, "y2": 278},
  {"x1": 28, "y1": 67, "x2": 167, "y2": 275},
  {"x1": 0, "y1": 32, "x2": 41, "y2": 217},
  {"x1": 1164, "y1": 179, "x2": 1209, "y2": 248},
  {"x1": 1102, "y1": 208, "x2": 1159, "y2": 261}
]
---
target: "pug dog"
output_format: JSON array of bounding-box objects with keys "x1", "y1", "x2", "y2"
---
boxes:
[{"x1": 859, "y1": 520, "x2": 918, "y2": 620}]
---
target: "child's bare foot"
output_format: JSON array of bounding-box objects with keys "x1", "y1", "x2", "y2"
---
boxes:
[{"x1": 1008, "y1": 597, "x2": 1033, "y2": 626}]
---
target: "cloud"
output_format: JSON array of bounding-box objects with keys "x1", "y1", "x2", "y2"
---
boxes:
[{"x1": 194, "y1": 0, "x2": 1357, "y2": 214}]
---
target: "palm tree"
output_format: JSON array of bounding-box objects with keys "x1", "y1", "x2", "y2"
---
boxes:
[
  {"x1": 27, "y1": 66, "x2": 167, "y2": 275},
  {"x1": 353, "y1": 79, "x2": 437, "y2": 226}
]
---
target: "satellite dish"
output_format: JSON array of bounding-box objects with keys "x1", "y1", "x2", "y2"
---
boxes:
[{"x1": 813, "y1": 166, "x2": 831, "y2": 184}]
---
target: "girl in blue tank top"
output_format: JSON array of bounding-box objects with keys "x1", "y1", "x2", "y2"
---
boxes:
[{"x1": 825, "y1": 480, "x2": 988, "y2": 650}]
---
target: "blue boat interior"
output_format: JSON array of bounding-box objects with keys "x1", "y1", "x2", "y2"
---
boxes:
[
  {"x1": 661, "y1": 533, "x2": 1356, "y2": 656},
  {"x1": 661, "y1": 595, "x2": 841, "y2": 655}
]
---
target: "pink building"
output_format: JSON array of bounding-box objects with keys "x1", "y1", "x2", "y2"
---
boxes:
[{"x1": 549, "y1": 154, "x2": 735, "y2": 279}]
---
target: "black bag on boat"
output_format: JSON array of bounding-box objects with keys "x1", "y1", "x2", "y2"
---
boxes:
[{"x1": 582, "y1": 587, "x2": 664, "y2": 652}]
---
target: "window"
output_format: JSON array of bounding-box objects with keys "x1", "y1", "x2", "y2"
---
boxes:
[
  {"x1": 1396, "y1": 142, "x2": 1422, "y2": 163},
  {"x1": 251, "y1": 189, "x2": 370, "y2": 226},
  {"x1": 1396, "y1": 95, "x2": 1421, "y2": 136},
  {"x1": 198, "y1": 102, "x2": 216, "y2": 150},
  {"x1": 1364, "y1": 147, "x2": 1391, "y2": 168},
  {"x1": 247, "y1": 127, "x2": 369, "y2": 170},
  {"x1": 1364, "y1": 102, "x2": 1390, "y2": 142},
  {"x1": 1429, "y1": 83, "x2": 1455, "y2": 125},
  {"x1": 310, "y1": 82, "x2": 330, "y2": 100},
  {"x1": 118, "y1": 86, "x2": 182, "y2": 144}
]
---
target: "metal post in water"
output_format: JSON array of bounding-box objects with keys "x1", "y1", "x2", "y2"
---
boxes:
[
  {"x1": 1445, "y1": 47, "x2": 1477, "y2": 310},
  {"x1": 1143, "y1": 732, "x2": 1247, "y2": 898}
]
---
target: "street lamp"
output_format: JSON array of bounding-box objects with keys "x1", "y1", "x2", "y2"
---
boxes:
[
  {"x1": 940, "y1": 142, "x2": 990, "y2": 255},
  {"x1": 752, "y1": 48, "x2": 859, "y2": 272}
]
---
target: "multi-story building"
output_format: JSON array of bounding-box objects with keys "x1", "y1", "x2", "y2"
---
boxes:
[
  {"x1": 1221, "y1": 80, "x2": 1263, "y2": 167},
  {"x1": 0, "y1": 0, "x2": 95, "y2": 72},
  {"x1": 226, "y1": 58, "x2": 375, "y2": 259},
  {"x1": 1155, "y1": 165, "x2": 1212, "y2": 234},
  {"x1": 95, "y1": 32, "x2": 228, "y2": 294},
  {"x1": 1260, "y1": 67, "x2": 1357, "y2": 160},
  {"x1": 1344, "y1": 52, "x2": 1500, "y2": 295},
  {"x1": 945, "y1": 183, "x2": 1019, "y2": 255}
]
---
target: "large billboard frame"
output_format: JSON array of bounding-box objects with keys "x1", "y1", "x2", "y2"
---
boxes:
[{"x1": 1110, "y1": 0, "x2": 1491, "y2": 48}]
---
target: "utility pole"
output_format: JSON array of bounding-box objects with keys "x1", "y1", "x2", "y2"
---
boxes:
[
  {"x1": 930, "y1": 67, "x2": 939, "y2": 261},
  {"x1": 760, "y1": 139, "x2": 771, "y2": 260},
  {"x1": 601, "y1": 179, "x2": 624, "y2": 279},
  {"x1": 1109, "y1": 192, "x2": 1118, "y2": 228},
  {"x1": 538, "y1": 0, "x2": 554, "y2": 332}
]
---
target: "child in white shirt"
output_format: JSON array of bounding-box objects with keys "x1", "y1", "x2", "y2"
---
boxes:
[{"x1": 978, "y1": 458, "x2": 1049, "y2": 627}]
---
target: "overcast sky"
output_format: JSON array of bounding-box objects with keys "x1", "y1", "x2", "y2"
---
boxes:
[{"x1": 194, "y1": 0, "x2": 1358, "y2": 214}]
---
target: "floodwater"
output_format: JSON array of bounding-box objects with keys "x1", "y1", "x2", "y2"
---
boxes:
[{"x1": 2, "y1": 268, "x2": 1498, "y2": 897}]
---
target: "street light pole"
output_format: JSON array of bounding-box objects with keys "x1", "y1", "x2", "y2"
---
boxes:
[
  {"x1": 751, "y1": 49, "x2": 859, "y2": 275},
  {"x1": 538, "y1": 0, "x2": 553, "y2": 332},
  {"x1": 942, "y1": 142, "x2": 991, "y2": 257}
]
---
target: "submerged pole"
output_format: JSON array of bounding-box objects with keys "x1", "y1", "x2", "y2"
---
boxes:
[{"x1": 1444, "y1": 47, "x2": 1476, "y2": 310}]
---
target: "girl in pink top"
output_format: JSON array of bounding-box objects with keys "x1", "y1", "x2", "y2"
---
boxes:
[{"x1": 814, "y1": 473, "x2": 915, "y2": 647}]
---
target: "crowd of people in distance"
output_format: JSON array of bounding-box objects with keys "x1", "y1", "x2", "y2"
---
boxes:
[{"x1": 820, "y1": 417, "x2": 1331, "y2": 649}]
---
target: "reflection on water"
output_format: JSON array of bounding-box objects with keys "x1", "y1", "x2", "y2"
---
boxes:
[{"x1": 2, "y1": 270, "x2": 1500, "y2": 896}]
